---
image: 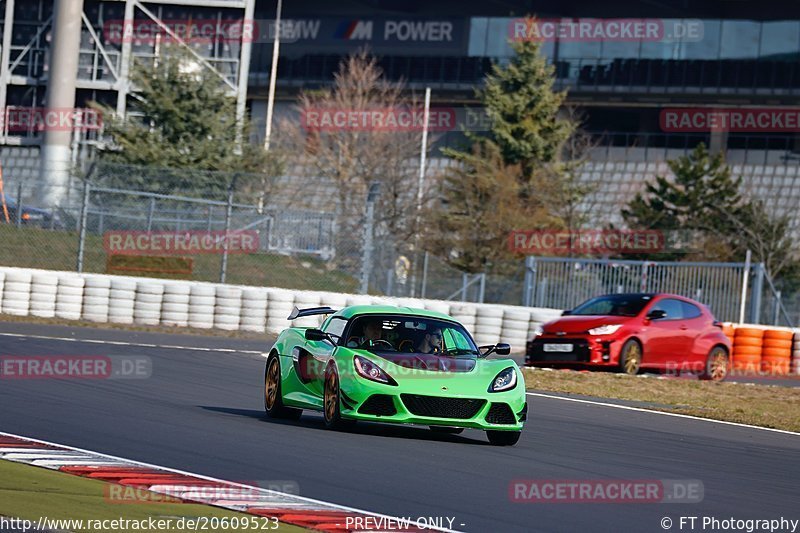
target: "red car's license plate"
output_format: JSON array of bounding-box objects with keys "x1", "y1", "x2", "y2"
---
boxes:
[{"x1": 543, "y1": 343, "x2": 573, "y2": 352}]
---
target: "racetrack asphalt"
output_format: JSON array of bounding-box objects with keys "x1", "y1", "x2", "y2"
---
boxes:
[{"x1": 0, "y1": 321, "x2": 798, "y2": 533}]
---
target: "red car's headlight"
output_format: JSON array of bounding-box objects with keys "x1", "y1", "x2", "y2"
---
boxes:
[{"x1": 587, "y1": 324, "x2": 623, "y2": 335}]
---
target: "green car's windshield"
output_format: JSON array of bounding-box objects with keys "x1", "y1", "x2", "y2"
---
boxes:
[{"x1": 344, "y1": 315, "x2": 479, "y2": 356}]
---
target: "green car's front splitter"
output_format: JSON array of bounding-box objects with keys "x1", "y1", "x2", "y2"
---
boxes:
[{"x1": 335, "y1": 359, "x2": 527, "y2": 431}]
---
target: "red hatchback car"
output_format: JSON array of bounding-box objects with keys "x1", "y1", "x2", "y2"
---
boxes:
[{"x1": 525, "y1": 293, "x2": 732, "y2": 380}]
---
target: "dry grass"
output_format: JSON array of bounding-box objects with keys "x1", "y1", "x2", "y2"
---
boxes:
[
  {"x1": 0, "y1": 224, "x2": 358, "y2": 292},
  {"x1": 524, "y1": 368, "x2": 800, "y2": 432}
]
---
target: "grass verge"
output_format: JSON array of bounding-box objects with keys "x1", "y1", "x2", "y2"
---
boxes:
[
  {"x1": 523, "y1": 368, "x2": 800, "y2": 432},
  {"x1": 0, "y1": 224, "x2": 358, "y2": 292},
  {"x1": 0, "y1": 459, "x2": 306, "y2": 532}
]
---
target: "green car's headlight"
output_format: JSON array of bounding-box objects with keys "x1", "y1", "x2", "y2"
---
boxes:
[
  {"x1": 354, "y1": 355, "x2": 397, "y2": 385},
  {"x1": 489, "y1": 367, "x2": 518, "y2": 392}
]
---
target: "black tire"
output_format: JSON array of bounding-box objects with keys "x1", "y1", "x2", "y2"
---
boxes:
[
  {"x1": 264, "y1": 355, "x2": 302, "y2": 420},
  {"x1": 429, "y1": 426, "x2": 464, "y2": 434},
  {"x1": 486, "y1": 430, "x2": 521, "y2": 446},
  {"x1": 700, "y1": 346, "x2": 729, "y2": 381},
  {"x1": 619, "y1": 339, "x2": 643, "y2": 376},
  {"x1": 323, "y1": 364, "x2": 349, "y2": 430}
]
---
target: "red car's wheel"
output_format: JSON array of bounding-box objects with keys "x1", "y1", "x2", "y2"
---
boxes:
[
  {"x1": 619, "y1": 339, "x2": 642, "y2": 375},
  {"x1": 264, "y1": 355, "x2": 302, "y2": 420},
  {"x1": 700, "y1": 346, "x2": 729, "y2": 381}
]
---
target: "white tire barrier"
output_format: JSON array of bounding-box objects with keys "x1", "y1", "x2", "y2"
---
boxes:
[
  {"x1": 240, "y1": 288, "x2": 268, "y2": 332},
  {"x1": 319, "y1": 292, "x2": 348, "y2": 309},
  {"x1": 214, "y1": 285, "x2": 242, "y2": 331},
  {"x1": 265, "y1": 289, "x2": 294, "y2": 334},
  {"x1": 161, "y1": 282, "x2": 191, "y2": 327},
  {"x1": 2, "y1": 270, "x2": 32, "y2": 316},
  {"x1": 55, "y1": 275, "x2": 84, "y2": 320},
  {"x1": 345, "y1": 295, "x2": 372, "y2": 307},
  {"x1": 108, "y1": 278, "x2": 136, "y2": 324},
  {"x1": 0, "y1": 268, "x2": 569, "y2": 339},
  {"x1": 793, "y1": 331, "x2": 800, "y2": 375},
  {"x1": 188, "y1": 283, "x2": 216, "y2": 329},
  {"x1": 81, "y1": 275, "x2": 111, "y2": 322},
  {"x1": 474, "y1": 305, "x2": 503, "y2": 346},
  {"x1": 29, "y1": 273, "x2": 58, "y2": 318},
  {"x1": 134, "y1": 281, "x2": 164, "y2": 325}
]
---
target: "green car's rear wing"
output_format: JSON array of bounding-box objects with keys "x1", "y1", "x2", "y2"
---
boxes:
[{"x1": 287, "y1": 306, "x2": 338, "y2": 320}]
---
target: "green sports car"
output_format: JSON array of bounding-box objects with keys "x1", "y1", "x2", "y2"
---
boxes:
[{"x1": 263, "y1": 305, "x2": 527, "y2": 446}]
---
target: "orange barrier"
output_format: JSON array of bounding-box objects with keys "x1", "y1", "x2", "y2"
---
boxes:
[
  {"x1": 761, "y1": 330, "x2": 793, "y2": 375},
  {"x1": 732, "y1": 328, "x2": 764, "y2": 374}
]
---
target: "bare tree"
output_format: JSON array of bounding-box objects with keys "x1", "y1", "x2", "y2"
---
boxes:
[{"x1": 276, "y1": 51, "x2": 430, "y2": 273}]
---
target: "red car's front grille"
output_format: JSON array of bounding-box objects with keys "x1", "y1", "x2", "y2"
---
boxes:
[
  {"x1": 526, "y1": 339, "x2": 591, "y2": 363},
  {"x1": 400, "y1": 394, "x2": 486, "y2": 419}
]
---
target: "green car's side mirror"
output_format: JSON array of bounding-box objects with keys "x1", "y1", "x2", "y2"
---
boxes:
[{"x1": 305, "y1": 328, "x2": 328, "y2": 342}]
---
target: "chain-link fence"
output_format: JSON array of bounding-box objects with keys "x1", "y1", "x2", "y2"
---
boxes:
[
  {"x1": 521, "y1": 256, "x2": 796, "y2": 326},
  {"x1": 1, "y1": 162, "x2": 799, "y2": 325},
  {"x1": 0, "y1": 162, "x2": 463, "y2": 297}
]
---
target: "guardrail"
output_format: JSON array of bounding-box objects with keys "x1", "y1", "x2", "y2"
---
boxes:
[{"x1": 0, "y1": 266, "x2": 563, "y2": 353}]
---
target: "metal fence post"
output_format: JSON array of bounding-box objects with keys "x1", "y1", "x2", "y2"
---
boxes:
[
  {"x1": 219, "y1": 175, "x2": 238, "y2": 284},
  {"x1": 522, "y1": 256, "x2": 535, "y2": 307},
  {"x1": 460, "y1": 273, "x2": 467, "y2": 302},
  {"x1": 478, "y1": 273, "x2": 486, "y2": 303},
  {"x1": 750, "y1": 262, "x2": 764, "y2": 324},
  {"x1": 420, "y1": 251, "x2": 429, "y2": 299},
  {"x1": 640, "y1": 261, "x2": 649, "y2": 292},
  {"x1": 76, "y1": 179, "x2": 91, "y2": 273},
  {"x1": 359, "y1": 182, "x2": 380, "y2": 294},
  {"x1": 146, "y1": 197, "x2": 155, "y2": 232},
  {"x1": 739, "y1": 250, "x2": 751, "y2": 324},
  {"x1": 773, "y1": 290, "x2": 782, "y2": 326},
  {"x1": 14, "y1": 180, "x2": 22, "y2": 227}
]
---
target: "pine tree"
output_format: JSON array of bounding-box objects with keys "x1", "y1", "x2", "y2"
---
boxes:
[
  {"x1": 474, "y1": 40, "x2": 574, "y2": 179},
  {"x1": 94, "y1": 49, "x2": 278, "y2": 195},
  {"x1": 623, "y1": 143, "x2": 796, "y2": 277}
]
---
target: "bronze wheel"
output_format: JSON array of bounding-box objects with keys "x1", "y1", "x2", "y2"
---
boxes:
[
  {"x1": 265, "y1": 358, "x2": 279, "y2": 411},
  {"x1": 620, "y1": 339, "x2": 642, "y2": 376},
  {"x1": 323, "y1": 365, "x2": 350, "y2": 430},
  {"x1": 701, "y1": 347, "x2": 729, "y2": 381},
  {"x1": 263, "y1": 354, "x2": 302, "y2": 420}
]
